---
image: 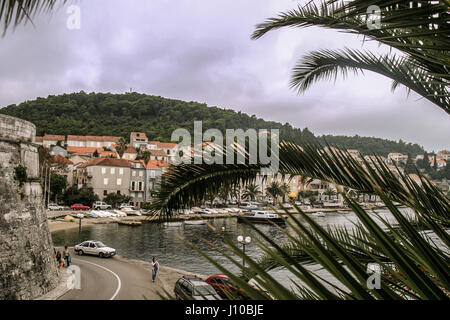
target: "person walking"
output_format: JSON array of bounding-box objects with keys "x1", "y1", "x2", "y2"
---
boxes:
[
  {"x1": 56, "y1": 251, "x2": 62, "y2": 269},
  {"x1": 151, "y1": 257, "x2": 159, "y2": 282},
  {"x1": 64, "y1": 246, "x2": 71, "y2": 267}
]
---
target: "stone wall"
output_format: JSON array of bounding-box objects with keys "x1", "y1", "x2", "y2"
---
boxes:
[{"x1": 0, "y1": 114, "x2": 58, "y2": 299}]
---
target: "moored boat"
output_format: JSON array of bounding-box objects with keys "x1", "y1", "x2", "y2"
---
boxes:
[
  {"x1": 184, "y1": 220, "x2": 206, "y2": 225},
  {"x1": 237, "y1": 210, "x2": 286, "y2": 225}
]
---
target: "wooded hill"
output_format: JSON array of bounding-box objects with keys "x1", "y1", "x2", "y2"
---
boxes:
[{"x1": 0, "y1": 91, "x2": 425, "y2": 156}]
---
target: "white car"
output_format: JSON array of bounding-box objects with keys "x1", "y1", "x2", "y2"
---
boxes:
[
  {"x1": 93, "y1": 201, "x2": 112, "y2": 210},
  {"x1": 120, "y1": 203, "x2": 135, "y2": 210},
  {"x1": 48, "y1": 203, "x2": 65, "y2": 211},
  {"x1": 74, "y1": 240, "x2": 116, "y2": 258}
]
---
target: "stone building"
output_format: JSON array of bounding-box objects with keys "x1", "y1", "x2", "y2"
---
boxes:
[{"x1": 0, "y1": 114, "x2": 58, "y2": 299}]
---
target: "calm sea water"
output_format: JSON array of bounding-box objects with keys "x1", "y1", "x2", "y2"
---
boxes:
[{"x1": 52, "y1": 208, "x2": 413, "y2": 293}]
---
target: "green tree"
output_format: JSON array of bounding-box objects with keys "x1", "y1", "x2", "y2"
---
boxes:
[
  {"x1": 50, "y1": 174, "x2": 67, "y2": 202},
  {"x1": 115, "y1": 137, "x2": 128, "y2": 159},
  {"x1": 266, "y1": 181, "x2": 282, "y2": 205},
  {"x1": 63, "y1": 186, "x2": 98, "y2": 206},
  {"x1": 404, "y1": 154, "x2": 416, "y2": 175},
  {"x1": 280, "y1": 182, "x2": 291, "y2": 203},
  {"x1": 242, "y1": 184, "x2": 261, "y2": 201},
  {"x1": 104, "y1": 193, "x2": 132, "y2": 208}
]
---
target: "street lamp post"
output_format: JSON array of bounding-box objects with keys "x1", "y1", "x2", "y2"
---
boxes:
[
  {"x1": 237, "y1": 235, "x2": 251, "y2": 267},
  {"x1": 76, "y1": 213, "x2": 84, "y2": 244}
]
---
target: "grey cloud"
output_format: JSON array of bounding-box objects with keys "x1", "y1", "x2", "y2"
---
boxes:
[{"x1": 0, "y1": 0, "x2": 448, "y2": 151}]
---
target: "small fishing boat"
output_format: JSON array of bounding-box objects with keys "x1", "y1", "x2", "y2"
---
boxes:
[
  {"x1": 311, "y1": 211, "x2": 326, "y2": 217},
  {"x1": 184, "y1": 220, "x2": 206, "y2": 225},
  {"x1": 163, "y1": 221, "x2": 183, "y2": 227},
  {"x1": 237, "y1": 210, "x2": 286, "y2": 225}
]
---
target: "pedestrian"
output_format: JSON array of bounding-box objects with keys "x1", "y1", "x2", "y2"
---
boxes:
[
  {"x1": 64, "y1": 246, "x2": 71, "y2": 267},
  {"x1": 151, "y1": 257, "x2": 159, "y2": 282},
  {"x1": 56, "y1": 251, "x2": 62, "y2": 269}
]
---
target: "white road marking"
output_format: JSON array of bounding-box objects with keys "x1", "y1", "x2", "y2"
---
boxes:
[{"x1": 72, "y1": 258, "x2": 122, "y2": 300}]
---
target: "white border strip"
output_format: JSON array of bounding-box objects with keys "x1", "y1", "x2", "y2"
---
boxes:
[{"x1": 72, "y1": 258, "x2": 122, "y2": 300}]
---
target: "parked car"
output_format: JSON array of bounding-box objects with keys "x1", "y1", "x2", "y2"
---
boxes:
[
  {"x1": 48, "y1": 203, "x2": 64, "y2": 211},
  {"x1": 119, "y1": 203, "x2": 134, "y2": 210},
  {"x1": 74, "y1": 240, "x2": 116, "y2": 257},
  {"x1": 174, "y1": 275, "x2": 221, "y2": 300},
  {"x1": 205, "y1": 274, "x2": 249, "y2": 299},
  {"x1": 281, "y1": 202, "x2": 293, "y2": 209},
  {"x1": 71, "y1": 203, "x2": 90, "y2": 210},
  {"x1": 93, "y1": 201, "x2": 112, "y2": 210}
]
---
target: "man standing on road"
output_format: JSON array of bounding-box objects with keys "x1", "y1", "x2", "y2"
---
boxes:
[
  {"x1": 152, "y1": 257, "x2": 159, "y2": 282},
  {"x1": 64, "y1": 246, "x2": 71, "y2": 267}
]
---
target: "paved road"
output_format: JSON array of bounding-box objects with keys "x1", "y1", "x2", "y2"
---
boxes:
[{"x1": 58, "y1": 249, "x2": 162, "y2": 300}]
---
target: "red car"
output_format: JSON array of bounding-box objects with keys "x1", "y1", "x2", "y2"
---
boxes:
[
  {"x1": 71, "y1": 203, "x2": 90, "y2": 210},
  {"x1": 205, "y1": 274, "x2": 249, "y2": 300}
]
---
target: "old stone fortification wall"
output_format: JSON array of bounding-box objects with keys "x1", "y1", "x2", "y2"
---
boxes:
[{"x1": 0, "y1": 114, "x2": 58, "y2": 299}]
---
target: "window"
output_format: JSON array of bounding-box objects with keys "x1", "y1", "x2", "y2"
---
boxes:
[
  {"x1": 139, "y1": 171, "x2": 143, "y2": 177},
  {"x1": 101, "y1": 167, "x2": 106, "y2": 174},
  {"x1": 117, "y1": 178, "x2": 122, "y2": 185},
  {"x1": 103, "y1": 190, "x2": 107, "y2": 196},
  {"x1": 119, "y1": 168, "x2": 123, "y2": 175},
  {"x1": 111, "y1": 168, "x2": 115, "y2": 174},
  {"x1": 138, "y1": 181, "x2": 143, "y2": 191},
  {"x1": 117, "y1": 190, "x2": 121, "y2": 195},
  {"x1": 89, "y1": 243, "x2": 96, "y2": 248},
  {"x1": 131, "y1": 181, "x2": 136, "y2": 190},
  {"x1": 150, "y1": 171, "x2": 155, "y2": 178},
  {"x1": 132, "y1": 170, "x2": 136, "y2": 177},
  {"x1": 104, "y1": 178, "x2": 109, "y2": 185}
]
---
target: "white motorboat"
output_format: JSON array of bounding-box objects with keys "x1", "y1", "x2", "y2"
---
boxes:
[
  {"x1": 121, "y1": 207, "x2": 142, "y2": 216},
  {"x1": 184, "y1": 220, "x2": 206, "y2": 225},
  {"x1": 163, "y1": 221, "x2": 183, "y2": 227},
  {"x1": 237, "y1": 210, "x2": 286, "y2": 225},
  {"x1": 311, "y1": 211, "x2": 326, "y2": 217}
]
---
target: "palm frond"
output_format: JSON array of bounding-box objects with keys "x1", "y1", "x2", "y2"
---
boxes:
[
  {"x1": 0, "y1": 0, "x2": 66, "y2": 35},
  {"x1": 251, "y1": 0, "x2": 450, "y2": 112},
  {"x1": 290, "y1": 48, "x2": 449, "y2": 112}
]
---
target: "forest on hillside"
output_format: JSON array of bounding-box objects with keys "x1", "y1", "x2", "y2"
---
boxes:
[{"x1": 0, "y1": 91, "x2": 425, "y2": 156}]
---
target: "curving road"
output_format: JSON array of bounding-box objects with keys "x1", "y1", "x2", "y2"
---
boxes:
[{"x1": 58, "y1": 249, "x2": 162, "y2": 300}]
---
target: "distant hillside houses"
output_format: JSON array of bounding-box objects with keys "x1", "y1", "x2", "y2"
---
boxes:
[{"x1": 33, "y1": 133, "x2": 449, "y2": 208}]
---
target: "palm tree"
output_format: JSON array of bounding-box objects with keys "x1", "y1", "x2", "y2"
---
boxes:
[
  {"x1": 150, "y1": 142, "x2": 449, "y2": 299},
  {"x1": 115, "y1": 137, "x2": 128, "y2": 159},
  {"x1": 280, "y1": 182, "x2": 291, "y2": 203},
  {"x1": 242, "y1": 183, "x2": 261, "y2": 202},
  {"x1": 251, "y1": 0, "x2": 449, "y2": 113},
  {"x1": 323, "y1": 187, "x2": 337, "y2": 201},
  {"x1": 266, "y1": 181, "x2": 282, "y2": 205},
  {"x1": 141, "y1": 150, "x2": 151, "y2": 165}
]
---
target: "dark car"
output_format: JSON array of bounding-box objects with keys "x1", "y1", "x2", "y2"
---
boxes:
[
  {"x1": 71, "y1": 203, "x2": 90, "y2": 210},
  {"x1": 174, "y1": 275, "x2": 221, "y2": 300},
  {"x1": 205, "y1": 274, "x2": 249, "y2": 299}
]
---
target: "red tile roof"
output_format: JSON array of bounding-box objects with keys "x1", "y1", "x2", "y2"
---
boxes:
[
  {"x1": 79, "y1": 158, "x2": 130, "y2": 168},
  {"x1": 131, "y1": 132, "x2": 148, "y2": 140},
  {"x1": 34, "y1": 136, "x2": 43, "y2": 142},
  {"x1": 149, "y1": 149, "x2": 168, "y2": 157},
  {"x1": 149, "y1": 141, "x2": 177, "y2": 149},
  {"x1": 52, "y1": 155, "x2": 73, "y2": 164},
  {"x1": 43, "y1": 134, "x2": 65, "y2": 141},
  {"x1": 67, "y1": 135, "x2": 120, "y2": 142},
  {"x1": 67, "y1": 147, "x2": 103, "y2": 154},
  {"x1": 124, "y1": 146, "x2": 137, "y2": 154}
]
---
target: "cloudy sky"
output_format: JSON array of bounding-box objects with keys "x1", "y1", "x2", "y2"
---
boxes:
[{"x1": 0, "y1": 0, "x2": 448, "y2": 151}]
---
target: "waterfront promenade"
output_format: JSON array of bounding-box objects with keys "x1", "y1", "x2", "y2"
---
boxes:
[{"x1": 39, "y1": 247, "x2": 206, "y2": 300}]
